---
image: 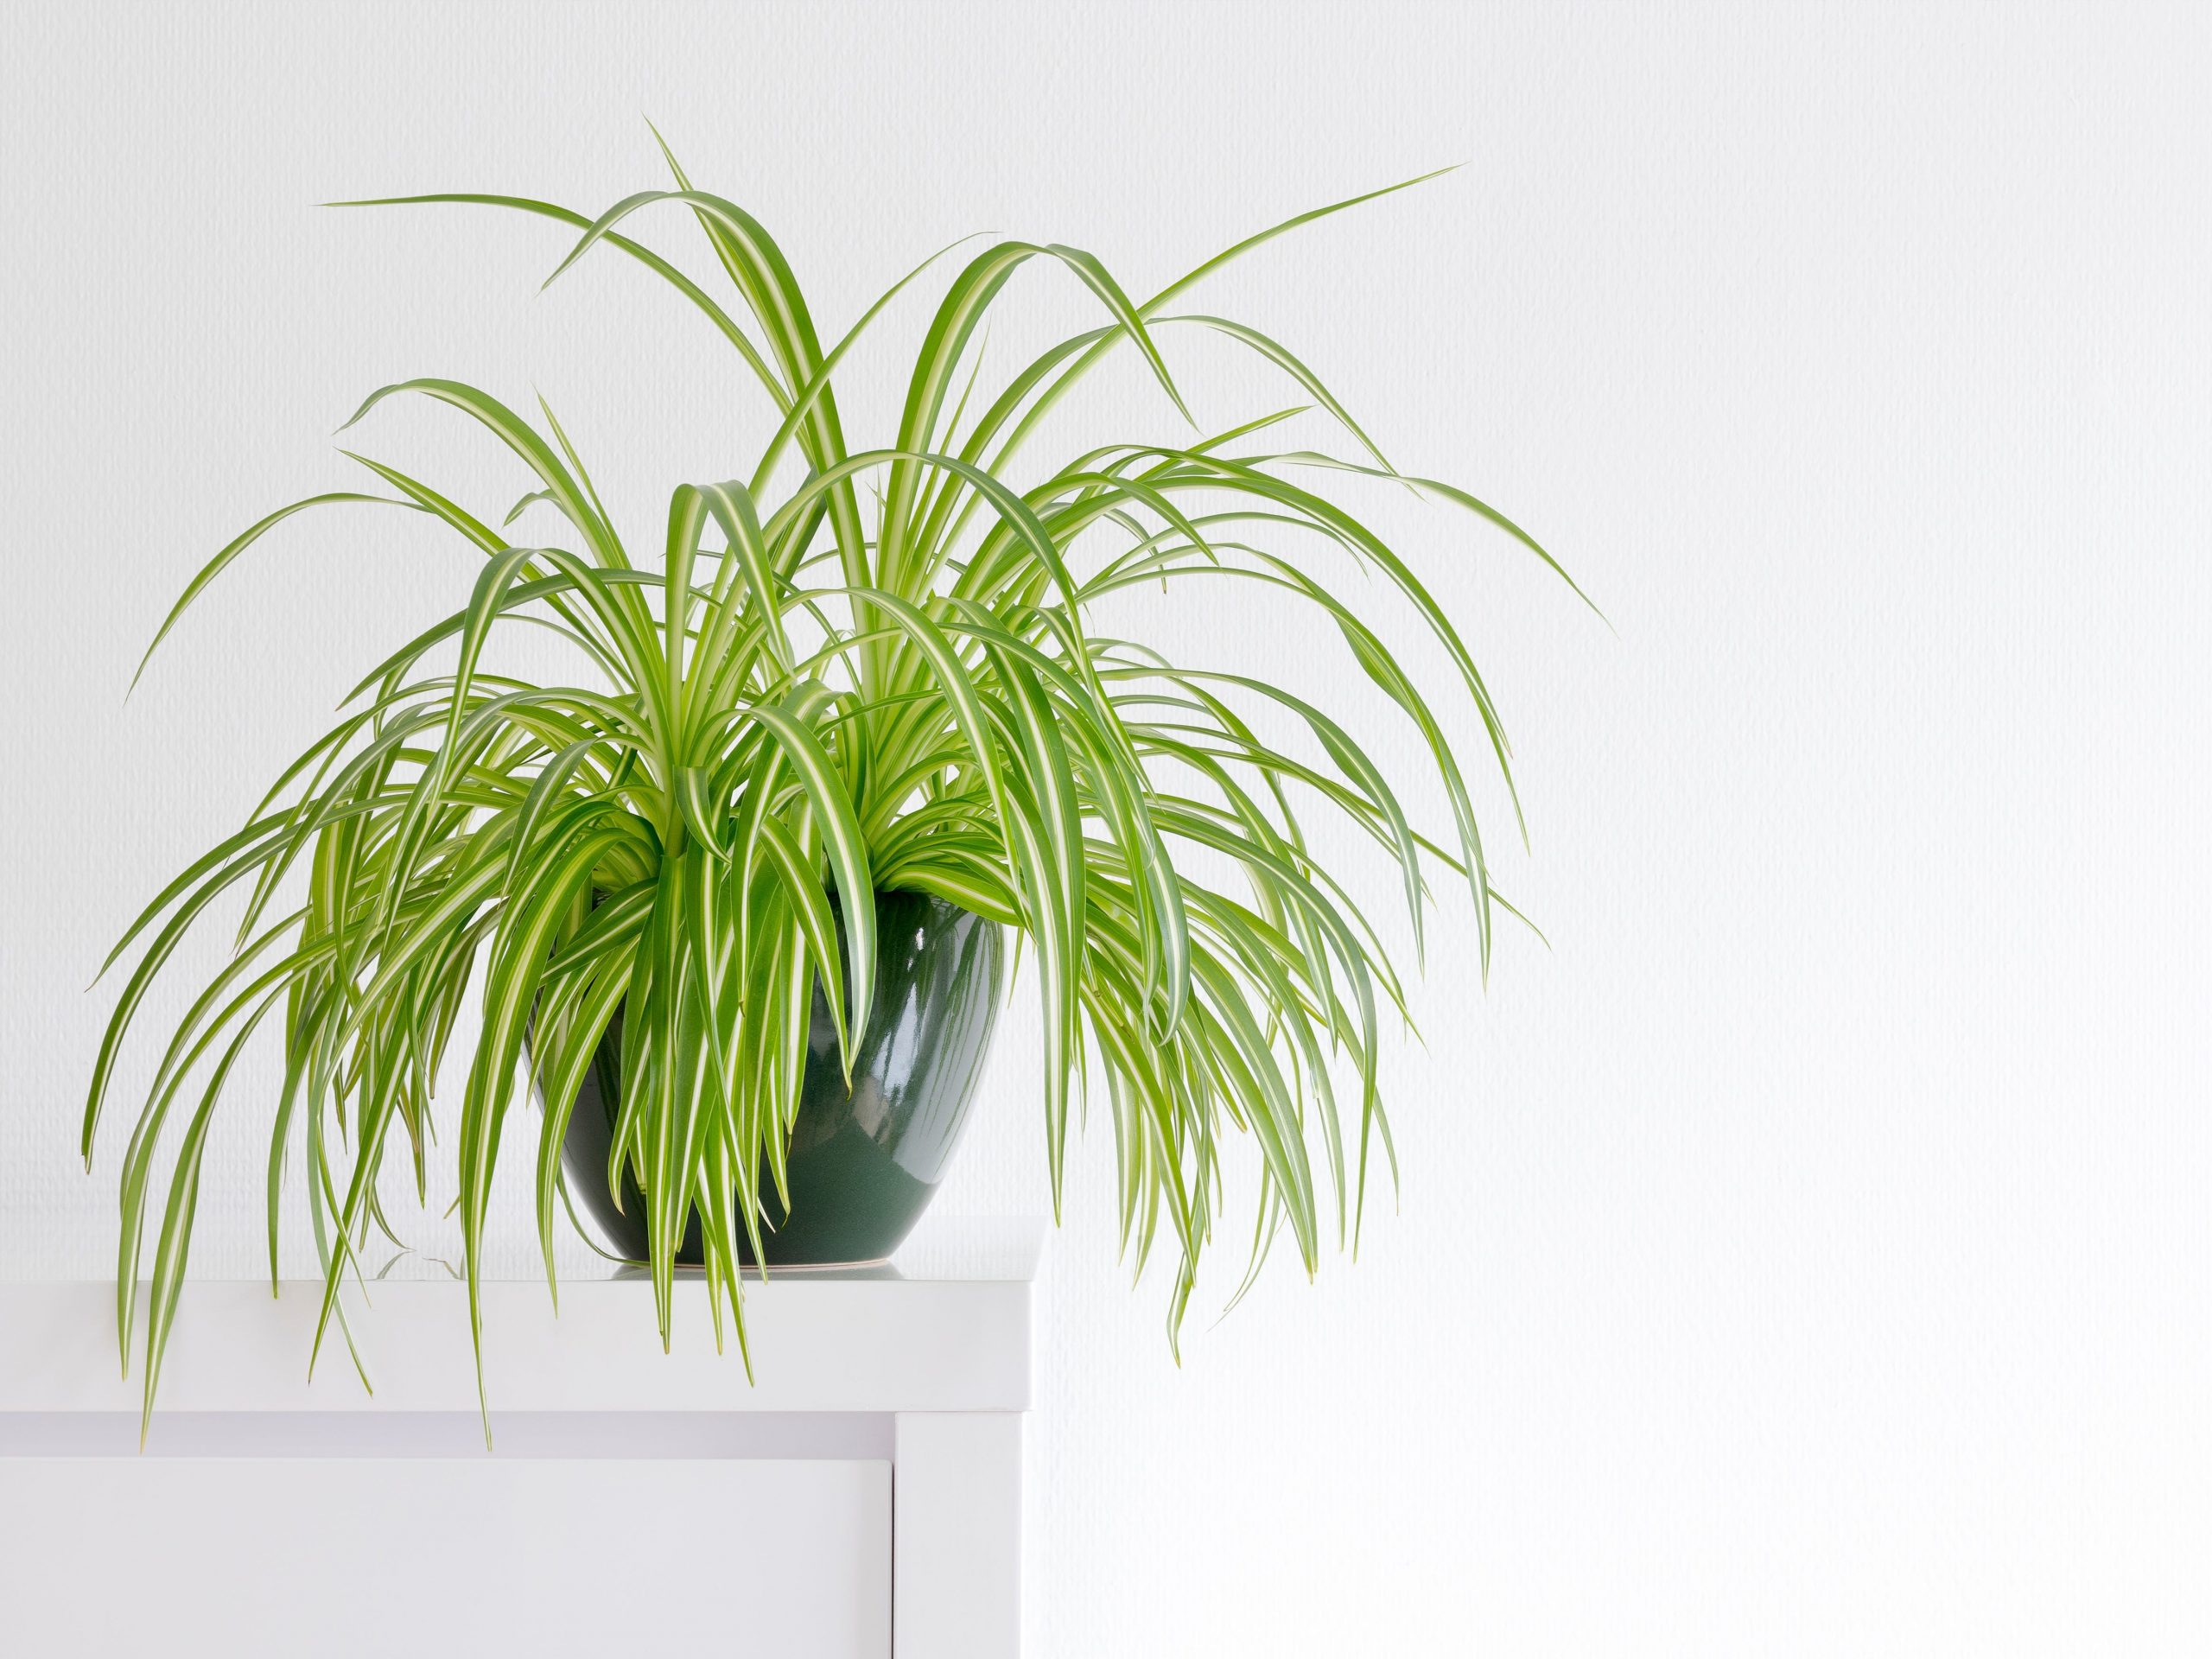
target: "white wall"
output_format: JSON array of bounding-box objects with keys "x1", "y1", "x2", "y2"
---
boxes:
[{"x1": 4, "y1": 3, "x2": 2207, "y2": 1652}]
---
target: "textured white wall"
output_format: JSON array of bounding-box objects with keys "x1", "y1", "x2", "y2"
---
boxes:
[{"x1": 4, "y1": 3, "x2": 2208, "y2": 1652}]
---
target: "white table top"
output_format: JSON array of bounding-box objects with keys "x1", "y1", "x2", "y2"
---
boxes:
[{"x1": 0, "y1": 1216, "x2": 1045, "y2": 1417}]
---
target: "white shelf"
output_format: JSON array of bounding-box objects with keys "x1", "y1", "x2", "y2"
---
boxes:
[
  {"x1": 0, "y1": 1215, "x2": 1043, "y2": 1658},
  {"x1": 0, "y1": 1215, "x2": 1042, "y2": 1417}
]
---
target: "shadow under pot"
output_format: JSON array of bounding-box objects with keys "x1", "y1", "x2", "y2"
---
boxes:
[{"x1": 553, "y1": 887, "x2": 1003, "y2": 1268}]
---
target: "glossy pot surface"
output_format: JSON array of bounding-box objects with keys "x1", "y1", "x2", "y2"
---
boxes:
[{"x1": 556, "y1": 888, "x2": 1002, "y2": 1267}]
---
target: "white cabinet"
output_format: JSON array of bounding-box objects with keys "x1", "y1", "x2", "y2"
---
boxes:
[
  {"x1": 4, "y1": 1457, "x2": 892, "y2": 1656},
  {"x1": 0, "y1": 1217, "x2": 1039, "y2": 1659}
]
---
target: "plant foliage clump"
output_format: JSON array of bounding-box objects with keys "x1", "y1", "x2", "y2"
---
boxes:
[{"x1": 85, "y1": 142, "x2": 1586, "y2": 1430}]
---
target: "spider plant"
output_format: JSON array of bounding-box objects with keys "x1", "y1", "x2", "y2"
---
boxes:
[{"x1": 85, "y1": 140, "x2": 1587, "y2": 1433}]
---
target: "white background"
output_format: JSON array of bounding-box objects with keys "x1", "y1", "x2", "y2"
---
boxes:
[{"x1": 3, "y1": 3, "x2": 2208, "y2": 1653}]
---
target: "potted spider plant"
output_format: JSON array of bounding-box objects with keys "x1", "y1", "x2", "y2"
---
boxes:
[{"x1": 85, "y1": 140, "x2": 1587, "y2": 1427}]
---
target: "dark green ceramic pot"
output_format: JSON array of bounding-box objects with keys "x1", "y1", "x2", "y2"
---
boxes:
[{"x1": 557, "y1": 888, "x2": 1002, "y2": 1268}]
